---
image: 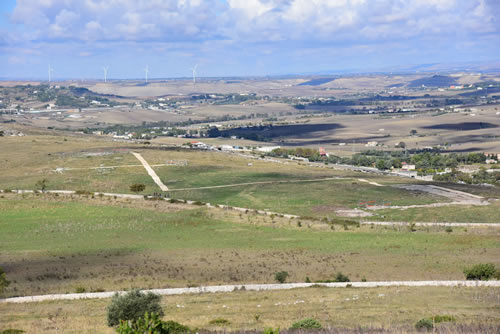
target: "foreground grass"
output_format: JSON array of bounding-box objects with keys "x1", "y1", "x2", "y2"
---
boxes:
[
  {"x1": 1, "y1": 287, "x2": 499, "y2": 333},
  {"x1": 0, "y1": 194, "x2": 498, "y2": 297}
]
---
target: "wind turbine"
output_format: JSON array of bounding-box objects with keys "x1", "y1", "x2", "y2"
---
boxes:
[
  {"x1": 48, "y1": 65, "x2": 54, "y2": 82},
  {"x1": 191, "y1": 64, "x2": 198, "y2": 84},
  {"x1": 144, "y1": 65, "x2": 149, "y2": 83},
  {"x1": 103, "y1": 66, "x2": 109, "y2": 83}
]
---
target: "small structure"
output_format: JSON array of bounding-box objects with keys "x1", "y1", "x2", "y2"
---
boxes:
[
  {"x1": 191, "y1": 141, "x2": 209, "y2": 149},
  {"x1": 401, "y1": 162, "x2": 416, "y2": 171},
  {"x1": 366, "y1": 141, "x2": 378, "y2": 147},
  {"x1": 289, "y1": 156, "x2": 309, "y2": 162},
  {"x1": 256, "y1": 146, "x2": 280, "y2": 153},
  {"x1": 319, "y1": 147, "x2": 328, "y2": 157}
]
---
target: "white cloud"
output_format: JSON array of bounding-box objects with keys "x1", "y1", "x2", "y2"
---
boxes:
[{"x1": 7, "y1": 0, "x2": 498, "y2": 45}]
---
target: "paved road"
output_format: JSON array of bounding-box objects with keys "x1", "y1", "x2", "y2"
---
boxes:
[
  {"x1": 132, "y1": 152, "x2": 169, "y2": 191},
  {"x1": 1, "y1": 281, "x2": 498, "y2": 304}
]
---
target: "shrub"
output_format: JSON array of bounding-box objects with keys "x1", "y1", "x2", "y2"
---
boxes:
[
  {"x1": 208, "y1": 318, "x2": 230, "y2": 326},
  {"x1": 262, "y1": 328, "x2": 279, "y2": 334},
  {"x1": 334, "y1": 272, "x2": 350, "y2": 282},
  {"x1": 117, "y1": 313, "x2": 189, "y2": 334},
  {"x1": 0, "y1": 266, "x2": 10, "y2": 294},
  {"x1": 1, "y1": 330, "x2": 25, "y2": 334},
  {"x1": 274, "y1": 271, "x2": 289, "y2": 284},
  {"x1": 75, "y1": 190, "x2": 92, "y2": 195},
  {"x1": 107, "y1": 290, "x2": 163, "y2": 327},
  {"x1": 130, "y1": 183, "x2": 146, "y2": 193},
  {"x1": 162, "y1": 320, "x2": 190, "y2": 334},
  {"x1": 445, "y1": 226, "x2": 453, "y2": 233},
  {"x1": 415, "y1": 318, "x2": 433, "y2": 331},
  {"x1": 35, "y1": 179, "x2": 48, "y2": 192},
  {"x1": 290, "y1": 318, "x2": 322, "y2": 329},
  {"x1": 432, "y1": 315, "x2": 456, "y2": 323},
  {"x1": 463, "y1": 263, "x2": 497, "y2": 280},
  {"x1": 75, "y1": 286, "x2": 86, "y2": 293}
]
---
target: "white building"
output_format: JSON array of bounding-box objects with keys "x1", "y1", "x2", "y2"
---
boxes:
[{"x1": 256, "y1": 146, "x2": 281, "y2": 153}]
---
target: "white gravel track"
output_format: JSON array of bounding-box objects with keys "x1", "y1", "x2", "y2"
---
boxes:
[{"x1": 1, "y1": 281, "x2": 498, "y2": 304}]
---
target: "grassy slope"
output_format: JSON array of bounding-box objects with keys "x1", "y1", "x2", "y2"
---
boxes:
[
  {"x1": 0, "y1": 195, "x2": 498, "y2": 297},
  {"x1": 1, "y1": 287, "x2": 499, "y2": 333}
]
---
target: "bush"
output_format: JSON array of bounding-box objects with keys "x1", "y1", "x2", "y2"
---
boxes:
[
  {"x1": 130, "y1": 183, "x2": 146, "y2": 193},
  {"x1": 1, "y1": 330, "x2": 25, "y2": 334},
  {"x1": 334, "y1": 272, "x2": 350, "y2": 282},
  {"x1": 415, "y1": 318, "x2": 433, "y2": 331},
  {"x1": 117, "y1": 313, "x2": 190, "y2": 334},
  {"x1": 274, "y1": 271, "x2": 289, "y2": 284},
  {"x1": 463, "y1": 263, "x2": 497, "y2": 280},
  {"x1": 262, "y1": 328, "x2": 279, "y2": 334},
  {"x1": 107, "y1": 290, "x2": 163, "y2": 327},
  {"x1": 208, "y1": 318, "x2": 231, "y2": 326},
  {"x1": 75, "y1": 190, "x2": 92, "y2": 195},
  {"x1": 290, "y1": 318, "x2": 322, "y2": 329},
  {"x1": 75, "y1": 286, "x2": 86, "y2": 293},
  {"x1": 432, "y1": 315, "x2": 455, "y2": 323},
  {"x1": 35, "y1": 179, "x2": 48, "y2": 192},
  {"x1": 0, "y1": 266, "x2": 10, "y2": 294}
]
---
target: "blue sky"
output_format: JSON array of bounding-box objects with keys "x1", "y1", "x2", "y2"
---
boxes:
[{"x1": 0, "y1": 0, "x2": 498, "y2": 80}]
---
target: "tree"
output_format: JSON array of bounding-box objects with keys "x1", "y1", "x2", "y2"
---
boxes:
[
  {"x1": 274, "y1": 271, "x2": 289, "y2": 284},
  {"x1": 35, "y1": 179, "x2": 48, "y2": 192},
  {"x1": 107, "y1": 290, "x2": 163, "y2": 327},
  {"x1": 376, "y1": 159, "x2": 387, "y2": 170},
  {"x1": 334, "y1": 272, "x2": 350, "y2": 282},
  {"x1": 117, "y1": 313, "x2": 190, "y2": 334},
  {"x1": 130, "y1": 183, "x2": 146, "y2": 193},
  {"x1": 0, "y1": 266, "x2": 10, "y2": 295},
  {"x1": 464, "y1": 263, "x2": 497, "y2": 280}
]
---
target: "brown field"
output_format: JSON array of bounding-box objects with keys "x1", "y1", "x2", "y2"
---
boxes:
[{"x1": 1, "y1": 286, "x2": 499, "y2": 333}]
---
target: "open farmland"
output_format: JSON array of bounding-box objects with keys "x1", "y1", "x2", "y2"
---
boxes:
[
  {"x1": 0, "y1": 131, "x2": 498, "y2": 224},
  {"x1": 1, "y1": 74, "x2": 500, "y2": 333},
  {"x1": 0, "y1": 193, "x2": 499, "y2": 299},
  {"x1": 1, "y1": 286, "x2": 499, "y2": 333}
]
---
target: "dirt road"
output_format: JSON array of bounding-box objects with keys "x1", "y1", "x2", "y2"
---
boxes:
[
  {"x1": 1, "y1": 280, "x2": 498, "y2": 304},
  {"x1": 131, "y1": 152, "x2": 169, "y2": 191}
]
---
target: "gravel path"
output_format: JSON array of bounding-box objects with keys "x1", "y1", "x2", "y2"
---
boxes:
[
  {"x1": 361, "y1": 221, "x2": 500, "y2": 227},
  {"x1": 131, "y1": 152, "x2": 169, "y2": 191},
  {"x1": 1, "y1": 281, "x2": 498, "y2": 304},
  {"x1": 168, "y1": 177, "x2": 349, "y2": 192},
  {"x1": 4, "y1": 189, "x2": 499, "y2": 227}
]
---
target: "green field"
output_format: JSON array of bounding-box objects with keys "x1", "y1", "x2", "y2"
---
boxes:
[
  {"x1": 369, "y1": 200, "x2": 500, "y2": 224},
  {"x1": 1, "y1": 133, "x2": 500, "y2": 224},
  {"x1": 1, "y1": 286, "x2": 498, "y2": 333},
  {"x1": 1, "y1": 194, "x2": 498, "y2": 297}
]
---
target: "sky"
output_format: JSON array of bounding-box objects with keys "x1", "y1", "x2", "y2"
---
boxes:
[{"x1": 0, "y1": 0, "x2": 499, "y2": 80}]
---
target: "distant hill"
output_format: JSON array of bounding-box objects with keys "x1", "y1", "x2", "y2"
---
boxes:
[
  {"x1": 408, "y1": 75, "x2": 457, "y2": 88},
  {"x1": 297, "y1": 78, "x2": 336, "y2": 86}
]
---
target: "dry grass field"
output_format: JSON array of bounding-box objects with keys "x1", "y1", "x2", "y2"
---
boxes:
[
  {"x1": 1, "y1": 286, "x2": 499, "y2": 333},
  {"x1": 0, "y1": 192, "x2": 498, "y2": 298}
]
